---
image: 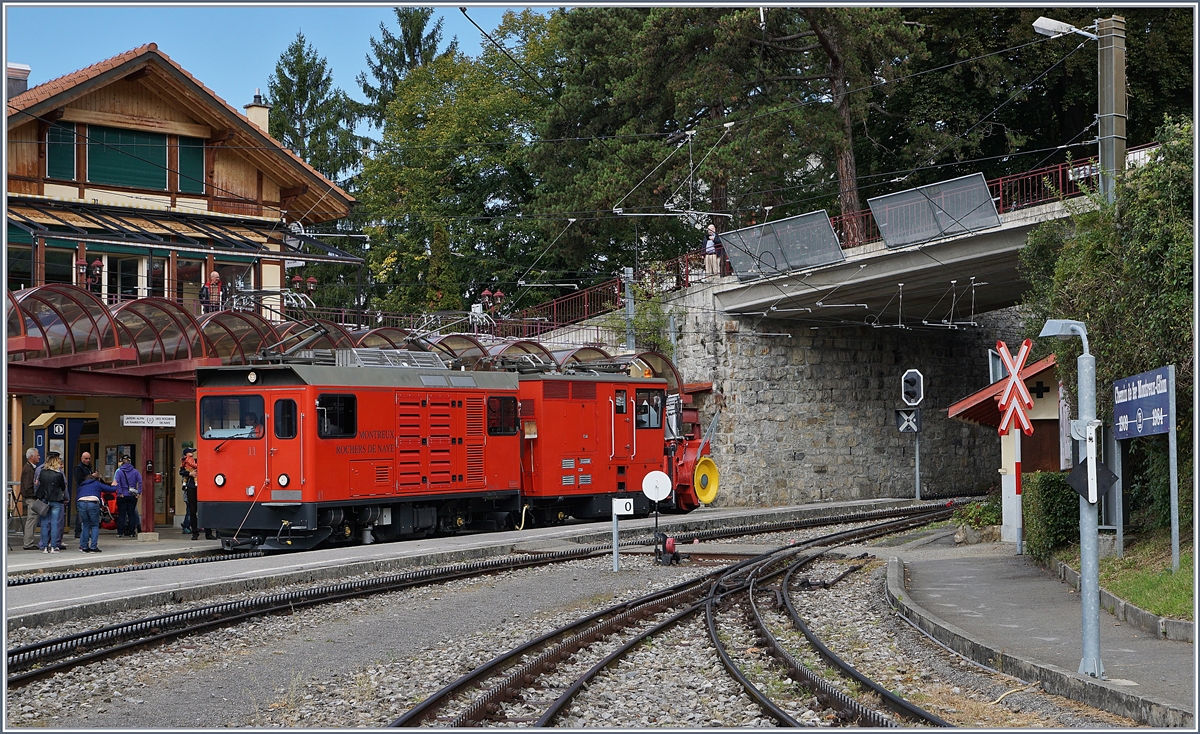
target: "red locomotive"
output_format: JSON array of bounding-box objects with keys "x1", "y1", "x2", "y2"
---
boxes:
[{"x1": 195, "y1": 349, "x2": 718, "y2": 551}]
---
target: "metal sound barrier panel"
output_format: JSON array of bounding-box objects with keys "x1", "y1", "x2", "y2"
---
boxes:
[
  {"x1": 722, "y1": 210, "x2": 844, "y2": 282},
  {"x1": 868, "y1": 173, "x2": 1000, "y2": 249}
]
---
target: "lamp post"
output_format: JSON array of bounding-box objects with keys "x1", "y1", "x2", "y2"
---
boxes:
[
  {"x1": 1034, "y1": 15, "x2": 1125, "y2": 204},
  {"x1": 75, "y1": 257, "x2": 103, "y2": 288},
  {"x1": 1039, "y1": 318, "x2": 1104, "y2": 679}
]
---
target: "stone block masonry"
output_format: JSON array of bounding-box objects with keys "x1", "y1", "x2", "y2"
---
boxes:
[{"x1": 665, "y1": 283, "x2": 1028, "y2": 507}]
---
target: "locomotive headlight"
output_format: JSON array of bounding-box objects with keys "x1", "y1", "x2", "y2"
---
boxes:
[
  {"x1": 277, "y1": 473, "x2": 290, "y2": 487},
  {"x1": 246, "y1": 486, "x2": 255, "y2": 496},
  {"x1": 247, "y1": 371, "x2": 258, "y2": 384},
  {"x1": 214, "y1": 473, "x2": 226, "y2": 487}
]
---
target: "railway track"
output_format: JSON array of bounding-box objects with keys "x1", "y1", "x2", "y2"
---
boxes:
[
  {"x1": 4, "y1": 550, "x2": 265, "y2": 587},
  {"x1": 389, "y1": 509, "x2": 954, "y2": 727},
  {"x1": 4, "y1": 502, "x2": 950, "y2": 589},
  {"x1": 6, "y1": 504, "x2": 952, "y2": 692}
]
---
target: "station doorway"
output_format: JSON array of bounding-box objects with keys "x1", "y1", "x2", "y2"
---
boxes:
[{"x1": 153, "y1": 433, "x2": 176, "y2": 526}]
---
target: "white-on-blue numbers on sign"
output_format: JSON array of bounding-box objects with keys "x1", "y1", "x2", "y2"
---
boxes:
[{"x1": 1113, "y1": 366, "x2": 1172, "y2": 439}]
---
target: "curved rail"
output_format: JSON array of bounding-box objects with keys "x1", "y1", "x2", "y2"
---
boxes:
[
  {"x1": 780, "y1": 561, "x2": 953, "y2": 726},
  {"x1": 392, "y1": 507, "x2": 953, "y2": 727},
  {"x1": 705, "y1": 508, "x2": 956, "y2": 728}
]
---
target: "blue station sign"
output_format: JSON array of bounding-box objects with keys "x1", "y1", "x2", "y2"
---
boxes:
[{"x1": 1112, "y1": 366, "x2": 1172, "y2": 439}]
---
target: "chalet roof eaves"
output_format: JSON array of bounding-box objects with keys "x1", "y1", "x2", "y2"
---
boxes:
[{"x1": 6, "y1": 43, "x2": 355, "y2": 216}]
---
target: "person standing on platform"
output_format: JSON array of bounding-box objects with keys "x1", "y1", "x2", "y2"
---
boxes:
[
  {"x1": 113, "y1": 454, "x2": 143, "y2": 538},
  {"x1": 72, "y1": 452, "x2": 99, "y2": 540},
  {"x1": 704, "y1": 224, "x2": 723, "y2": 277},
  {"x1": 180, "y1": 447, "x2": 198, "y2": 539},
  {"x1": 20, "y1": 447, "x2": 41, "y2": 550},
  {"x1": 75, "y1": 474, "x2": 106, "y2": 552},
  {"x1": 35, "y1": 455, "x2": 67, "y2": 553}
]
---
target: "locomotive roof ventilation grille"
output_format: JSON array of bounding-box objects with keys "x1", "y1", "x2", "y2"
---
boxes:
[{"x1": 295, "y1": 348, "x2": 448, "y2": 370}]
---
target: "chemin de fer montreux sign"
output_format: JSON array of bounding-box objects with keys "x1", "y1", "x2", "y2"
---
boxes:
[{"x1": 1112, "y1": 366, "x2": 1172, "y2": 440}]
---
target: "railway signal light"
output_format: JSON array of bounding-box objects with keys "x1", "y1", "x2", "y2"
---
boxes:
[{"x1": 902, "y1": 369, "x2": 924, "y2": 406}]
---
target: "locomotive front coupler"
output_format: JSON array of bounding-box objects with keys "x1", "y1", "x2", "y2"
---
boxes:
[{"x1": 222, "y1": 535, "x2": 263, "y2": 552}]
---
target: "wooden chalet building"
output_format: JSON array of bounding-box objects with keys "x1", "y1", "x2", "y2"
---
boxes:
[{"x1": 5, "y1": 44, "x2": 359, "y2": 530}]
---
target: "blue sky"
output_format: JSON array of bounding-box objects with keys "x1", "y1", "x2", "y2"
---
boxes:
[{"x1": 4, "y1": 4, "x2": 526, "y2": 112}]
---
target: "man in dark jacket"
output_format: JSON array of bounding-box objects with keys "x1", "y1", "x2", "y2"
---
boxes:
[
  {"x1": 20, "y1": 447, "x2": 40, "y2": 550},
  {"x1": 114, "y1": 455, "x2": 143, "y2": 537},
  {"x1": 72, "y1": 452, "x2": 98, "y2": 539}
]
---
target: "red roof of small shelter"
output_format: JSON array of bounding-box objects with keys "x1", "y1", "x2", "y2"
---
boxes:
[{"x1": 946, "y1": 354, "x2": 1057, "y2": 427}]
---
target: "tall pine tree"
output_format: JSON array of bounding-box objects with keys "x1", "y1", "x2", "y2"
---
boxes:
[
  {"x1": 267, "y1": 31, "x2": 362, "y2": 184},
  {"x1": 357, "y1": 7, "x2": 457, "y2": 128}
]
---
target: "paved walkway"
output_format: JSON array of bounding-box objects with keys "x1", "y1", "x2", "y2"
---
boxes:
[{"x1": 887, "y1": 530, "x2": 1194, "y2": 726}]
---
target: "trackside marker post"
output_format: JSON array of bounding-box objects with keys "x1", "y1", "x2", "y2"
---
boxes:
[
  {"x1": 611, "y1": 498, "x2": 633, "y2": 571},
  {"x1": 996, "y1": 340, "x2": 1034, "y2": 555}
]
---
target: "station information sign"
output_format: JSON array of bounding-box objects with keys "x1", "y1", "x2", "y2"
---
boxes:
[
  {"x1": 121, "y1": 415, "x2": 177, "y2": 428},
  {"x1": 1112, "y1": 366, "x2": 1172, "y2": 440}
]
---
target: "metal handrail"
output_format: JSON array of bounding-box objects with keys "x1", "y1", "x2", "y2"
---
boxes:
[{"x1": 275, "y1": 143, "x2": 1161, "y2": 338}]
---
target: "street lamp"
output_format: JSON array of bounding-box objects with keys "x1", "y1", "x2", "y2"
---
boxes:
[
  {"x1": 1039, "y1": 318, "x2": 1104, "y2": 679},
  {"x1": 75, "y1": 257, "x2": 104, "y2": 287},
  {"x1": 1032, "y1": 16, "x2": 1097, "y2": 40},
  {"x1": 291, "y1": 275, "x2": 303, "y2": 291},
  {"x1": 1033, "y1": 15, "x2": 1125, "y2": 203},
  {"x1": 306, "y1": 276, "x2": 318, "y2": 294},
  {"x1": 480, "y1": 289, "x2": 505, "y2": 313}
]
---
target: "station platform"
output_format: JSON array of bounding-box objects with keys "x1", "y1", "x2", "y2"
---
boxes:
[
  {"x1": 5, "y1": 526, "x2": 221, "y2": 575},
  {"x1": 5, "y1": 503, "x2": 1194, "y2": 727},
  {"x1": 884, "y1": 528, "x2": 1195, "y2": 727}
]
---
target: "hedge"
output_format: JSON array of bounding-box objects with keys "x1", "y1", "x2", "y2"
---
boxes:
[{"x1": 1023, "y1": 471, "x2": 1080, "y2": 562}]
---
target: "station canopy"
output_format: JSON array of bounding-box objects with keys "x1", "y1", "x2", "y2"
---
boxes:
[
  {"x1": 7, "y1": 285, "x2": 692, "y2": 401},
  {"x1": 11, "y1": 284, "x2": 136, "y2": 368},
  {"x1": 197, "y1": 310, "x2": 280, "y2": 365}
]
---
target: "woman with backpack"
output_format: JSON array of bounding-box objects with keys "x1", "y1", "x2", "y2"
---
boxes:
[{"x1": 35, "y1": 455, "x2": 68, "y2": 553}]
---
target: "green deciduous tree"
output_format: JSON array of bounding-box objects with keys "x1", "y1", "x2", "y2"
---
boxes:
[
  {"x1": 1018, "y1": 116, "x2": 1193, "y2": 529},
  {"x1": 267, "y1": 31, "x2": 363, "y2": 183},
  {"x1": 426, "y1": 223, "x2": 461, "y2": 311},
  {"x1": 359, "y1": 10, "x2": 550, "y2": 313}
]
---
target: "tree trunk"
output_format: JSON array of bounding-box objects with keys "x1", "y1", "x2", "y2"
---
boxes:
[{"x1": 809, "y1": 16, "x2": 863, "y2": 246}]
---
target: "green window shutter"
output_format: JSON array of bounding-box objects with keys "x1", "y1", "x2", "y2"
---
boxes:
[
  {"x1": 87, "y1": 125, "x2": 167, "y2": 190},
  {"x1": 178, "y1": 136, "x2": 205, "y2": 194},
  {"x1": 7, "y1": 223, "x2": 34, "y2": 245},
  {"x1": 46, "y1": 122, "x2": 76, "y2": 180}
]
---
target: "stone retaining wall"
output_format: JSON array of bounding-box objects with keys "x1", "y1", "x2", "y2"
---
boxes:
[
  {"x1": 667, "y1": 289, "x2": 1026, "y2": 506},
  {"x1": 542, "y1": 285, "x2": 1028, "y2": 508}
]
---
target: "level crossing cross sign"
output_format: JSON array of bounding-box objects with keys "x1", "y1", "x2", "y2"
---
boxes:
[
  {"x1": 896, "y1": 408, "x2": 921, "y2": 433},
  {"x1": 996, "y1": 339, "x2": 1034, "y2": 436}
]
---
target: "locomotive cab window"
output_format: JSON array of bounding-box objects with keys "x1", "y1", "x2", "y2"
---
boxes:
[
  {"x1": 634, "y1": 389, "x2": 664, "y2": 429},
  {"x1": 200, "y1": 395, "x2": 265, "y2": 439},
  {"x1": 316, "y1": 394, "x2": 356, "y2": 438},
  {"x1": 614, "y1": 390, "x2": 627, "y2": 414},
  {"x1": 487, "y1": 396, "x2": 518, "y2": 436},
  {"x1": 274, "y1": 399, "x2": 297, "y2": 439}
]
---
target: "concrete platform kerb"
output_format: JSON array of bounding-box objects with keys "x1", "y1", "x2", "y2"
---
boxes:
[{"x1": 886, "y1": 556, "x2": 1194, "y2": 728}]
